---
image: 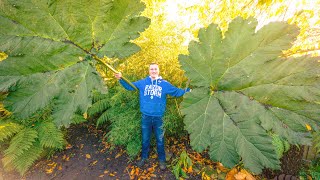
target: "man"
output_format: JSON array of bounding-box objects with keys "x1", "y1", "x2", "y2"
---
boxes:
[{"x1": 114, "y1": 63, "x2": 190, "y2": 170}]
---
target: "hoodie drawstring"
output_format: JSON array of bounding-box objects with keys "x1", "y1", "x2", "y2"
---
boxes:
[{"x1": 150, "y1": 77, "x2": 160, "y2": 99}]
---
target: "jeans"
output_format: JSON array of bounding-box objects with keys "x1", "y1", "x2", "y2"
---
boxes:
[{"x1": 141, "y1": 114, "x2": 166, "y2": 162}]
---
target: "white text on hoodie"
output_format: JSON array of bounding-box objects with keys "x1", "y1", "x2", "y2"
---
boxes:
[{"x1": 144, "y1": 85, "x2": 162, "y2": 98}]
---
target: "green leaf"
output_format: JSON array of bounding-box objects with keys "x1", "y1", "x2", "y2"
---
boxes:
[
  {"x1": 0, "y1": 122, "x2": 23, "y2": 142},
  {"x1": 11, "y1": 142, "x2": 43, "y2": 175},
  {"x1": 178, "y1": 24, "x2": 223, "y2": 87},
  {"x1": 4, "y1": 62, "x2": 106, "y2": 127},
  {"x1": 0, "y1": 0, "x2": 150, "y2": 127},
  {"x1": 88, "y1": 98, "x2": 110, "y2": 117},
  {"x1": 0, "y1": 76, "x2": 20, "y2": 92},
  {"x1": 72, "y1": 114, "x2": 87, "y2": 125},
  {"x1": 182, "y1": 89, "x2": 279, "y2": 172},
  {"x1": 38, "y1": 121, "x2": 64, "y2": 149},
  {"x1": 52, "y1": 62, "x2": 107, "y2": 127},
  {"x1": 96, "y1": 111, "x2": 109, "y2": 127},
  {"x1": 2, "y1": 128, "x2": 38, "y2": 167},
  {"x1": 180, "y1": 17, "x2": 320, "y2": 173},
  {"x1": 92, "y1": 0, "x2": 150, "y2": 57},
  {"x1": 313, "y1": 131, "x2": 320, "y2": 154}
]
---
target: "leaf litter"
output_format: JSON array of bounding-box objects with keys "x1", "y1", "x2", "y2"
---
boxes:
[{"x1": 2, "y1": 123, "x2": 258, "y2": 179}]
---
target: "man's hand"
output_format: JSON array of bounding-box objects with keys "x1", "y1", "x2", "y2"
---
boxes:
[{"x1": 114, "y1": 72, "x2": 122, "y2": 80}]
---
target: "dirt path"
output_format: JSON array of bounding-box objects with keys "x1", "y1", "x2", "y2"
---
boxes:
[
  {"x1": 1, "y1": 123, "x2": 180, "y2": 180},
  {"x1": 1, "y1": 122, "x2": 302, "y2": 179}
]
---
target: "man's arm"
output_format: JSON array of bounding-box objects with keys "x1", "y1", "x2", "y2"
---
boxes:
[
  {"x1": 165, "y1": 81, "x2": 190, "y2": 97},
  {"x1": 114, "y1": 72, "x2": 138, "y2": 91}
]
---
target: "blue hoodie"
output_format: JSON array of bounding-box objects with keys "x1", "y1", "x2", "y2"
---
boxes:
[{"x1": 119, "y1": 76, "x2": 189, "y2": 117}]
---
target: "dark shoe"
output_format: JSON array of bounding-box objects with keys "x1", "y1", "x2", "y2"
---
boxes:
[
  {"x1": 137, "y1": 158, "x2": 147, "y2": 167},
  {"x1": 159, "y1": 161, "x2": 166, "y2": 170}
]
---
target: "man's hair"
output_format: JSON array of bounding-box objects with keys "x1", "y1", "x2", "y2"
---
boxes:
[{"x1": 149, "y1": 62, "x2": 158, "y2": 66}]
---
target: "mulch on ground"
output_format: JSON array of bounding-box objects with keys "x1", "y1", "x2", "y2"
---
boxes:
[
  {"x1": 1, "y1": 123, "x2": 202, "y2": 180},
  {"x1": 1, "y1": 122, "x2": 304, "y2": 180}
]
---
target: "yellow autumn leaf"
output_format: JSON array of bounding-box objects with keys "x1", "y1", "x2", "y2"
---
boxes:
[
  {"x1": 201, "y1": 172, "x2": 211, "y2": 180},
  {"x1": 135, "y1": 168, "x2": 140, "y2": 176},
  {"x1": 0, "y1": 52, "x2": 8, "y2": 61},
  {"x1": 306, "y1": 124, "x2": 312, "y2": 131},
  {"x1": 147, "y1": 167, "x2": 154, "y2": 172},
  {"x1": 240, "y1": 169, "x2": 256, "y2": 180},
  {"x1": 83, "y1": 112, "x2": 88, "y2": 119},
  {"x1": 79, "y1": 144, "x2": 84, "y2": 150},
  {"x1": 86, "y1": 154, "x2": 91, "y2": 159},
  {"x1": 151, "y1": 154, "x2": 157, "y2": 159},
  {"x1": 130, "y1": 168, "x2": 135, "y2": 175},
  {"x1": 216, "y1": 162, "x2": 229, "y2": 173},
  {"x1": 65, "y1": 156, "x2": 70, "y2": 161},
  {"x1": 234, "y1": 171, "x2": 247, "y2": 180},
  {"x1": 45, "y1": 162, "x2": 57, "y2": 174},
  {"x1": 92, "y1": 160, "x2": 98, "y2": 165},
  {"x1": 226, "y1": 168, "x2": 238, "y2": 180},
  {"x1": 45, "y1": 168, "x2": 53, "y2": 174},
  {"x1": 47, "y1": 162, "x2": 57, "y2": 166},
  {"x1": 115, "y1": 153, "x2": 122, "y2": 158},
  {"x1": 65, "y1": 144, "x2": 72, "y2": 149}
]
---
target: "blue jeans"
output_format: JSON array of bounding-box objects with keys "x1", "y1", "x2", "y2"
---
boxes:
[{"x1": 141, "y1": 114, "x2": 166, "y2": 162}]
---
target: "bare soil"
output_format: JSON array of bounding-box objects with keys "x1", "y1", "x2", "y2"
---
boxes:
[{"x1": 1, "y1": 123, "x2": 200, "y2": 180}]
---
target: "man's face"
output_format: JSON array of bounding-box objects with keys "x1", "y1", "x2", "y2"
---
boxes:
[{"x1": 149, "y1": 64, "x2": 159, "y2": 79}]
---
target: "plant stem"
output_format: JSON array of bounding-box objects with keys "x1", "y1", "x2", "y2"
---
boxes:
[
  {"x1": 92, "y1": 55, "x2": 138, "y2": 91},
  {"x1": 62, "y1": 39, "x2": 138, "y2": 91}
]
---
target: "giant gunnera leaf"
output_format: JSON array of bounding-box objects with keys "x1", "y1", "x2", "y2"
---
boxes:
[
  {"x1": 179, "y1": 17, "x2": 320, "y2": 174},
  {"x1": 0, "y1": 0, "x2": 150, "y2": 127}
]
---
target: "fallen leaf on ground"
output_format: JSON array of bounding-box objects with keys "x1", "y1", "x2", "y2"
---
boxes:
[
  {"x1": 66, "y1": 144, "x2": 72, "y2": 149},
  {"x1": 91, "y1": 160, "x2": 98, "y2": 166},
  {"x1": 147, "y1": 167, "x2": 154, "y2": 172},
  {"x1": 202, "y1": 172, "x2": 211, "y2": 180},
  {"x1": 234, "y1": 171, "x2": 247, "y2": 180},
  {"x1": 115, "y1": 153, "x2": 122, "y2": 158},
  {"x1": 240, "y1": 169, "x2": 256, "y2": 180},
  {"x1": 130, "y1": 168, "x2": 135, "y2": 176},
  {"x1": 226, "y1": 168, "x2": 238, "y2": 180},
  {"x1": 86, "y1": 154, "x2": 91, "y2": 159},
  {"x1": 45, "y1": 162, "x2": 57, "y2": 174},
  {"x1": 79, "y1": 144, "x2": 84, "y2": 150},
  {"x1": 47, "y1": 162, "x2": 57, "y2": 166},
  {"x1": 45, "y1": 168, "x2": 53, "y2": 174},
  {"x1": 62, "y1": 155, "x2": 70, "y2": 161},
  {"x1": 135, "y1": 168, "x2": 140, "y2": 176},
  {"x1": 216, "y1": 162, "x2": 229, "y2": 173}
]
